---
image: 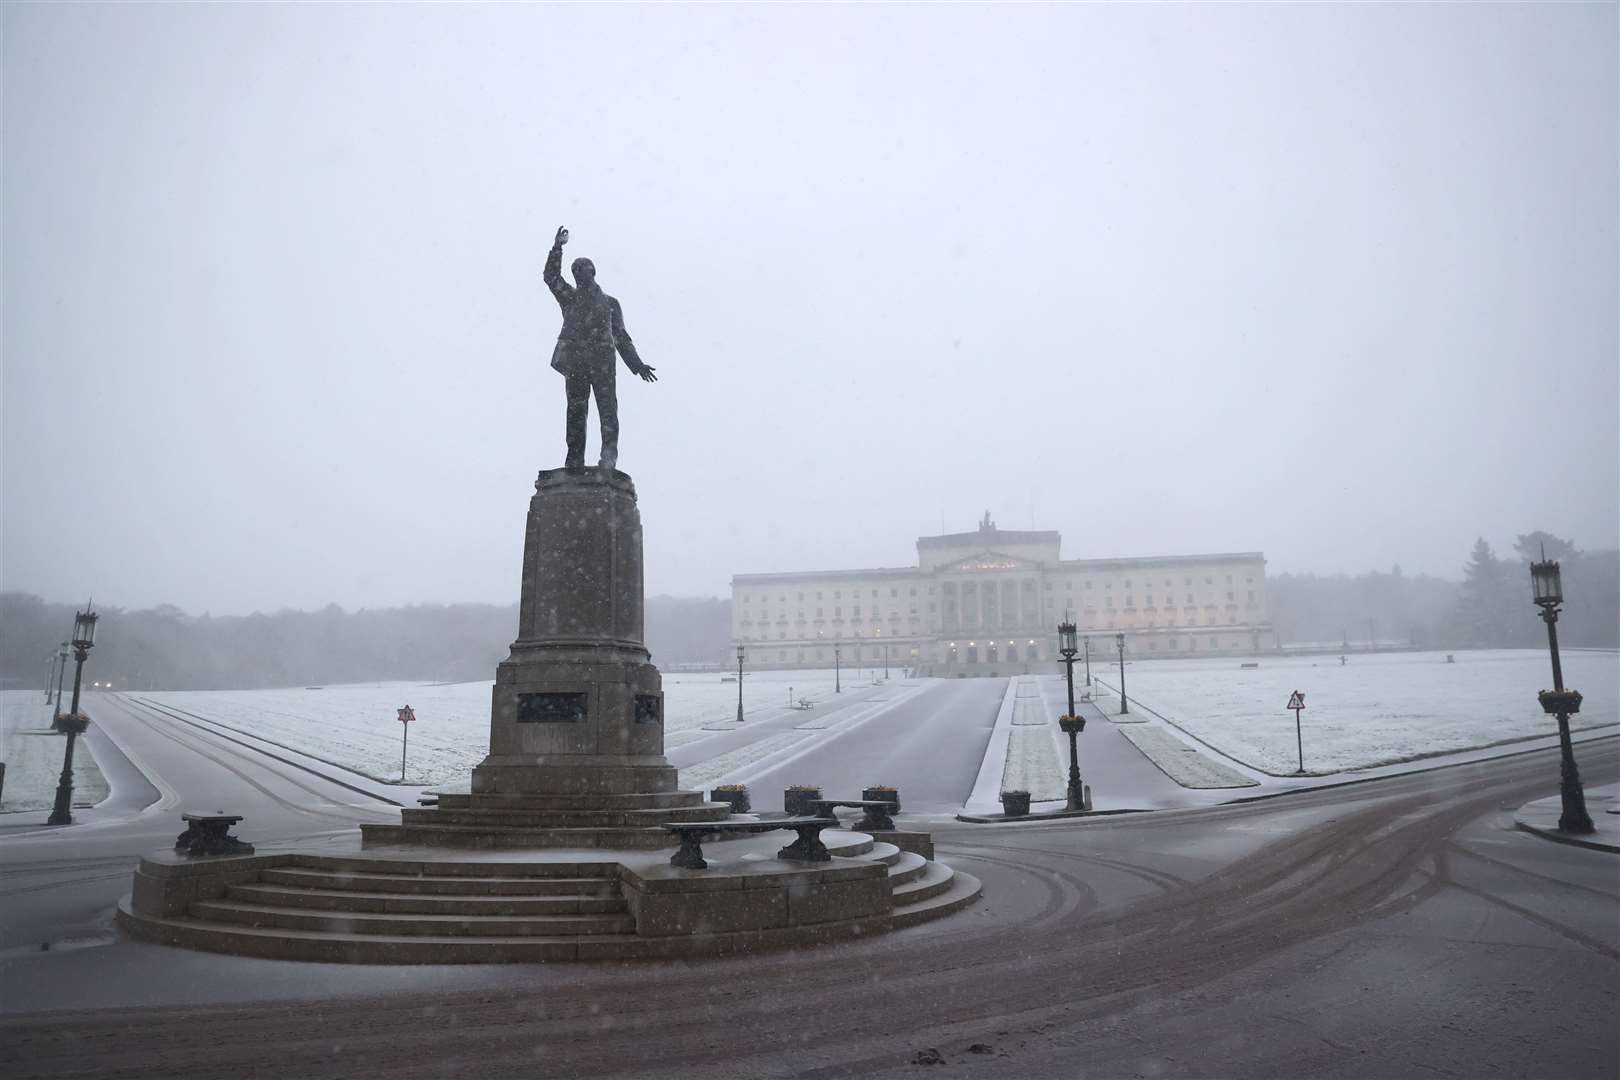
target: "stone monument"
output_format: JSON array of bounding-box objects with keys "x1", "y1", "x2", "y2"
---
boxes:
[
  {"x1": 473, "y1": 466, "x2": 673, "y2": 797},
  {"x1": 361, "y1": 229, "x2": 721, "y2": 848}
]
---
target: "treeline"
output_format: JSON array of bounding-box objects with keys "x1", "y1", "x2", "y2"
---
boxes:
[
  {"x1": 0, "y1": 594, "x2": 732, "y2": 691},
  {"x1": 1271, "y1": 531, "x2": 1617, "y2": 650}
]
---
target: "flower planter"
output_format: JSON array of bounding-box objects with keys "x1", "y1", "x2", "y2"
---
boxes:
[
  {"x1": 1000, "y1": 791, "x2": 1031, "y2": 817},
  {"x1": 862, "y1": 786, "x2": 900, "y2": 813},
  {"x1": 710, "y1": 787, "x2": 751, "y2": 814},
  {"x1": 783, "y1": 786, "x2": 822, "y2": 816}
]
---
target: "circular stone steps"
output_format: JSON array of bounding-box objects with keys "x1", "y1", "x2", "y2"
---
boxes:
[
  {"x1": 258, "y1": 866, "x2": 620, "y2": 897},
  {"x1": 224, "y1": 883, "x2": 626, "y2": 916},
  {"x1": 118, "y1": 832, "x2": 982, "y2": 963}
]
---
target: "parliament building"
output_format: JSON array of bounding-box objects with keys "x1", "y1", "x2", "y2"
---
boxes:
[{"x1": 731, "y1": 515, "x2": 1272, "y2": 671}]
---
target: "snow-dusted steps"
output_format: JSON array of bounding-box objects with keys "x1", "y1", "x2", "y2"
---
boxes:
[
  {"x1": 116, "y1": 832, "x2": 980, "y2": 963},
  {"x1": 360, "y1": 789, "x2": 732, "y2": 850}
]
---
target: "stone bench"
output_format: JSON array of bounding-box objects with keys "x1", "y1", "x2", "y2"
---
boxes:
[
  {"x1": 663, "y1": 816, "x2": 836, "y2": 870},
  {"x1": 809, "y1": 799, "x2": 898, "y2": 832},
  {"x1": 174, "y1": 813, "x2": 255, "y2": 857}
]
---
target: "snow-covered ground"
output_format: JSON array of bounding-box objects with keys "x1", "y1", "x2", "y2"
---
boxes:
[
  {"x1": 138, "y1": 667, "x2": 859, "y2": 788},
  {"x1": 1093, "y1": 649, "x2": 1619, "y2": 776},
  {"x1": 0, "y1": 690, "x2": 109, "y2": 812}
]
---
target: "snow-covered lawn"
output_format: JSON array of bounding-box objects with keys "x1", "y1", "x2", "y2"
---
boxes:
[
  {"x1": 138, "y1": 667, "x2": 859, "y2": 788},
  {"x1": 0, "y1": 691, "x2": 109, "y2": 812},
  {"x1": 1094, "y1": 649, "x2": 1618, "y2": 776}
]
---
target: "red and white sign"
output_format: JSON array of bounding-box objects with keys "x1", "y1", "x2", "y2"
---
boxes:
[
  {"x1": 397, "y1": 705, "x2": 417, "y2": 724},
  {"x1": 1286, "y1": 690, "x2": 1305, "y2": 711}
]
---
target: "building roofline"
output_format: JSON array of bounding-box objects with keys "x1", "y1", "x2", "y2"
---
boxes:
[
  {"x1": 917, "y1": 529, "x2": 1060, "y2": 548},
  {"x1": 732, "y1": 567, "x2": 922, "y2": 585},
  {"x1": 1057, "y1": 552, "x2": 1267, "y2": 568}
]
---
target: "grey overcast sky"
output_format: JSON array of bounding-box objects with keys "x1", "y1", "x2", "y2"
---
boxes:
[{"x1": 3, "y1": 4, "x2": 1616, "y2": 615}]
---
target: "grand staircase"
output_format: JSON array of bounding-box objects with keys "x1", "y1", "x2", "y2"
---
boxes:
[{"x1": 118, "y1": 837, "x2": 980, "y2": 963}]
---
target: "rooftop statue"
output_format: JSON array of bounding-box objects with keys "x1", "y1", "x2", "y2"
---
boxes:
[{"x1": 544, "y1": 226, "x2": 657, "y2": 470}]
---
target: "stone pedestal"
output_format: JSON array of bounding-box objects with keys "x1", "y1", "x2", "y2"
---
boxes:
[
  {"x1": 472, "y1": 468, "x2": 675, "y2": 797},
  {"x1": 362, "y1": 467, "x2": 720, "y2": 849}
]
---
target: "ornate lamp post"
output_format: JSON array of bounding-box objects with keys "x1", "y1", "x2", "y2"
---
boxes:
[
  {"x1": 1058, "y1": 619, "x2": 1086, "y2": 811},
  {"x1": 48, "y1": 606, "x2": 98, "y2": 826},
  {"x1": 1530, "y1": 556, "x2": 1594, "y2": 834},
  {"x1": 51, "y1": 643, "x2": 69, "y2": 726},
  {"x1": 834, "y1": 639, "x2": 842, "y2": 693},
  {"x1": 1082, "y1": 635, "x2": 1092, "y2": 686},
  {"x1": 1115, "y1": 632, "x2": 1128, "y2": 716},
  {"x1": 735, "y1": 644, "x2": 746, "y2": 723},
  {"x1": 883, "y1": 644, "x2": 890, "y2": 680}
]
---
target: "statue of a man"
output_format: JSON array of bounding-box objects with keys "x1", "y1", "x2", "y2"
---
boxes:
[{"x1": 544, "y1": 226, "x2": 657, "y2": 471}]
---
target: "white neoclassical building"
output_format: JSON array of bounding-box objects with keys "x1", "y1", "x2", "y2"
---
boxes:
[{"x1": 731, "y1": 514, "x2": 1272, "y2": 671}]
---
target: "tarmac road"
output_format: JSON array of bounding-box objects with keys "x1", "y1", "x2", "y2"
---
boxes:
[
  {"x1": 3, "y1": 730, "x2": 1615, "y2": 1079},
  {"x1": 738, "y1": 676, "x2": 1006, "y2": 814}
]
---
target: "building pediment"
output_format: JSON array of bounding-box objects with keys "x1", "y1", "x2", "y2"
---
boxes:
[{"x1": 939, "y1": 550, "x2": 1042, "y2": 574}]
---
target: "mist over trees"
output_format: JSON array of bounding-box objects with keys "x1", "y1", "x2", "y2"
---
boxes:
[
  {"x1": 0, "y1": 594, "x2": 731, "y2": 691},
  {"x1": 2, "y1": 532, "x2": 1612, "y2": 691},
  {"x1": 1271, "y1": 532, "x2": 1617, "y2": 650}
]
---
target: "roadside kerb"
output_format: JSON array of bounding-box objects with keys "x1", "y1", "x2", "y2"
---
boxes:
[{"x1": 961, "y1": 677, "x2": 1019, "y2": 816}]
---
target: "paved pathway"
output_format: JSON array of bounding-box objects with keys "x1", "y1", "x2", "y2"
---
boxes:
[{"x1": 2, "y1": 741, "x2": 1613, "y2": 1080}]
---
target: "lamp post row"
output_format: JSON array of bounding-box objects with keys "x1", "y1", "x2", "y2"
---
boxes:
[{"x1": 48, "y1": 605, "x2": 98, "y2": 827}]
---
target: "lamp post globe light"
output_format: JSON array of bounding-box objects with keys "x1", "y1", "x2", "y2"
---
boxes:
[
  {"x1": 1115, "y1": 632, "x2": 1128, "y2": 716},
  {"x1": 48, "y1": 605, "x2": 98, "y2": 826},
  {"x1": 735, "y1": 644, "x2": 746, "y2": 723},
  {"x1": 1057, "y1": 619, "x2": 1086, "y2": 811},
  {"x1": 1530, "y1": 555, "x2": 1594, "y2": 834}
]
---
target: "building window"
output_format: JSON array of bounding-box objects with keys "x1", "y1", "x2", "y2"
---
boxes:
[
  {"x1": 815, "y1": 608, "x2": 823, "y2": 617},
  {"x1": 853, "y1": 606, "x2": 861, "y2": 616},
  {"x1": 1210, "y1": 636, "x2": 1219, "y2": 647},
  {"x1": 1227, "y1": 592, "x2": 1235, "y2": 601},
  {"x1": 835, "y1": 607, "x2": 841, "y2": 616},
  {"x1": 797, "y1": 592, "x2": 804, "y2": 602},
  {"x1": 1248, "y1": 591, "x2": 1256, "y2": 602},
  {"x1": 834, "y1": 592, "x2": 841, "y2": 600}
]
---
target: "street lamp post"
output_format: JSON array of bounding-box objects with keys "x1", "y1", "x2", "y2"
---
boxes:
[
  {"x1": 1058, "y1": 620, "x2": 1086, "y2": 811},
  {"x1": 735, "y1": 644, "x2": 746, "y2": 723},
  {"x1": 48, "y1": 606, "x2": 98, "y2": 826},
  {"x1": 1530, "y1": 556, "x2": 1594, "y2": 834},
  {"x1": 834, "y1": 640, "x2": 842, "y2": 693},
  {"x1": 51, "y1": 643, "x2": 69, "y2": 727},
  {"x1": 1115, "y1": 632, "x2": 1128, "y2": 716},
  {"x1": 1082, "y1": 636, "x2": 1092, "y2": 686},
  {"x1": 883, "y1": 645, "x2": 890, "y2": 680}
]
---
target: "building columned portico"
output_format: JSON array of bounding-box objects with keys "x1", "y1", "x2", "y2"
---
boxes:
[{"x1": 731, "y1": 514, "x2": 1272, "y2": 670}]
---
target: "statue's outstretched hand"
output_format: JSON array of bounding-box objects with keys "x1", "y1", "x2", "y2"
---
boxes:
[
  {"x1": 554, "y1": 226, "x2": 569, "y2": 248},
  {"x1": 637, "y1": 364, "x2": 658, "y2": 383}
]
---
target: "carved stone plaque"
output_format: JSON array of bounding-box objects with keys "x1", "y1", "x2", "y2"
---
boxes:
[
  {"x1": 634, "y1": 694, "x2": 663, "y2": 724},
  {"x1": 517, "y1": 692, "x2": 588, "y2": 723}
]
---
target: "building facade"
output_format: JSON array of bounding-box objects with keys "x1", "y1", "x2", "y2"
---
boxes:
[{"x1": 731, "y1": 514, "x2": 1272, "y2": 670}]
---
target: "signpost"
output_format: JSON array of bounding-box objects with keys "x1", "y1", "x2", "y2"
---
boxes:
[
  {"x1": 1287, "y1": 690, "x2": 1306, "y2": 774},
  {"x1": 397, "y1": 705, "x2": 416, "y2": 782}
]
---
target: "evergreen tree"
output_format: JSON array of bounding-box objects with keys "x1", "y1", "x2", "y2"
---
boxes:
[{"x1": 1454, "y1": 537, "x2": 1511, "y2": 645}]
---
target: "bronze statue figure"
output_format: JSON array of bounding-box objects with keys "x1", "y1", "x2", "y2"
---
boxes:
[{"x1": 544, "y1": 226, "x2": 656, "y2": 470}]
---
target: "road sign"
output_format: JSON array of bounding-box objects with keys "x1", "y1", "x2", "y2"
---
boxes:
[
  {"x1": 397, "y1": 706, "x2": 416, "y2": 781},
  {"x1": 1287, "y1": 691, "x2": 1306, "y2": 774}
]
